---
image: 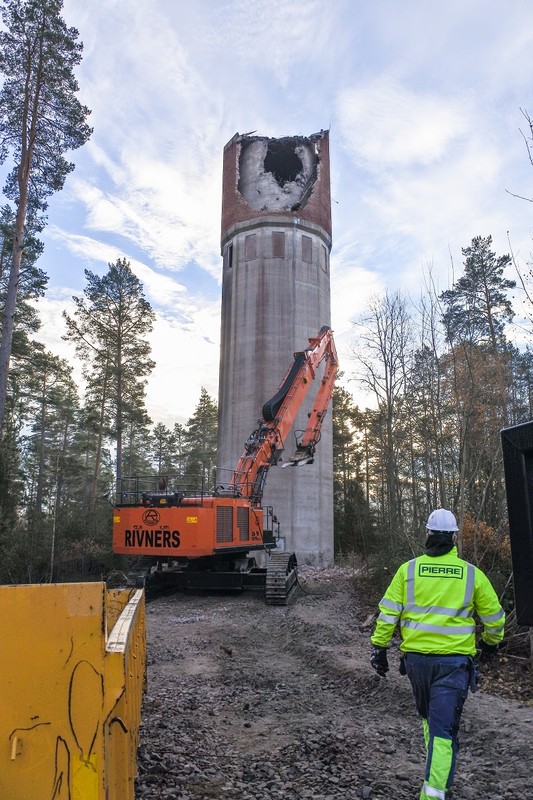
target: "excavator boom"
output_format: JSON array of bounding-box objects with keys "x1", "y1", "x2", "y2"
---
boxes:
[{"x1": 229, "y1": 325, "x2": 338, "y2": 499}]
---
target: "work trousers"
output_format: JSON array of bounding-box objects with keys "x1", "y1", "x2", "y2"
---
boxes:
[{"x1": 404, "y1": 653, "x2": 471, "y2": 800}]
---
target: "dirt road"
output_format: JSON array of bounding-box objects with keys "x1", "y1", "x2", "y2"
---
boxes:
[{"x1": 135, "y1": 567, "x2": 533, "y2": 800}]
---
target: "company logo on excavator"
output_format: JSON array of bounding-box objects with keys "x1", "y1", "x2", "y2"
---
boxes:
[
  {"x1": 142, "y1": 509, "x2": 160, "y2": 526},
  {"x1": 124, "y1": 529, "x2": 180, "y2": 548}
]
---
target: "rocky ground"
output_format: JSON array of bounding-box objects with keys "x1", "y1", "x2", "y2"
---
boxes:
[{"x1": 135, "y1": 566, "x2": 533, "y2": 800}]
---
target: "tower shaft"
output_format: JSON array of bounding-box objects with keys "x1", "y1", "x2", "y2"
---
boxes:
[{"x1": 217, "y1": 131, "x2": 333, "y2": 565}]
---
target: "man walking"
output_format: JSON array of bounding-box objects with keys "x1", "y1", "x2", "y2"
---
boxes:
[{"x1": 370, "y1": 508, "x2": 505, "y2": 800}]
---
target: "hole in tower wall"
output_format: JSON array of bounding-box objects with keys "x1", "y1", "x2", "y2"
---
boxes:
[{"x1": 264, "y1": 141, "x2": 303, "y2": 186}]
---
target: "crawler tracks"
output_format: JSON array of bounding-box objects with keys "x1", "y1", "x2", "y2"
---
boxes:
[
  {"x1": 128, "y1": 551, "x2": 299, "y2": 605},
  {"x1": 265, "y1": 551, "x2": 298, "y2": 605}
]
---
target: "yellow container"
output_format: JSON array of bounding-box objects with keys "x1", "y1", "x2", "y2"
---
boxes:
[{"x1": 0, "y1": 582, "x2": 146, "y2": 800}]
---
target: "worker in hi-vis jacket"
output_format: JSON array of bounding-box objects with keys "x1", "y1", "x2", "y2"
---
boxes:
[{"x1": 370, "y1": 508, "x2": 505, "y2": 800}]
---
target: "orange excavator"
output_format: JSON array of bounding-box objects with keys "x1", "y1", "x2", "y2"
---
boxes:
[{"x1": 112, "y1": 326, "x2": 338, "y2": 604}]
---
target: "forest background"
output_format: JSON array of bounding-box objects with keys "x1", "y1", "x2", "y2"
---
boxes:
[{"x1": 0, "y1": 1, "x2": 532, "y2": 668}]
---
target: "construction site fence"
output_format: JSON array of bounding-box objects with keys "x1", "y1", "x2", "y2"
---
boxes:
[{"x1": 0, "y1": 581, "x2": 146, "y2": 800}]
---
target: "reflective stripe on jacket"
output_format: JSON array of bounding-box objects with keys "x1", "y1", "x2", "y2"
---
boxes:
[{"x1": 370, "y1": 546, "x2": 505, "y2": 654}]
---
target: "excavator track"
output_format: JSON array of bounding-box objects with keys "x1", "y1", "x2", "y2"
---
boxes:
[{"x1": 265, "y1": 551, "x2": 298, "y2": 605}]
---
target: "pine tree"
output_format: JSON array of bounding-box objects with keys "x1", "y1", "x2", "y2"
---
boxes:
[
  {"x1": 150, "y1": 423, "x2": 178, "y2": 474},
  {"x1": 439, "y1": 236, "x2": 516, "y2": 532},
  {"x1": 20, "y1": 346, "x2": 80, "y2": 579},
  {"x1": 0, "y1": 205, "x2": 46, "y2": 359},
  {"x1": 0, "y1": 0, "x2": 92, "y2": 433},
  {"x1": 440, "y1": 235, "x2": 515, "y2": 352},
  {"x1": 0, "y1": 205, "x2": 47, "y2": 528},
  {"x1": 183, "y1": 388, "x2": 218, "y2": 489},
  {"x1": 63, "y1": 258, "x2": 155, "y2": 492}
]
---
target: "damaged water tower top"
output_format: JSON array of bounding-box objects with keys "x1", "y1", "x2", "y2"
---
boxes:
[{"x1": 221, "y1": 130, "x2": 331, "y2": 242}]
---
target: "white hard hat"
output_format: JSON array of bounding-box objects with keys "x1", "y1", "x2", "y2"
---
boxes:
[{"x1": 426, "y1": 508, "x2": 458, "y2": 532}]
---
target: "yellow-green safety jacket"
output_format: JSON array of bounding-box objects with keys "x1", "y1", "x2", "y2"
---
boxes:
[{"x1": 371, "y1": 546, "x2": 505, "y2": 655}]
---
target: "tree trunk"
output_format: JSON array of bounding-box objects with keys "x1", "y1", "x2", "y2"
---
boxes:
[
  {"x1": 0, "y1": 200, "x2": 28, "y2": 434},
  {"x1": 89, "y1": 365, "x2": 109, "y2": 510},
  {"x1": 34, "y1": 377, "x2": 48, "y2": 515},
  {"x1": 0, "y1": 17, "x2": 42, "y2": 436}
]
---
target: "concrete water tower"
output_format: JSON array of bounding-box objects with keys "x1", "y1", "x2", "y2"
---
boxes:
[{"x1": 217, "y1": 130, "x2": 333, "y2": 565}]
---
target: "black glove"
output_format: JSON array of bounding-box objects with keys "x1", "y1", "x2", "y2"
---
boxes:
[
  {"x1": 370, "y1": 646, "x2": 389, "y2": 677},
  {"x1": 478, "y1": 640, "x2": 499, "y2": 661}
]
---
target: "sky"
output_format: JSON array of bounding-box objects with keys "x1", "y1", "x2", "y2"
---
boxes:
[{"x1": 21, "y1": 0, "x2": 533, "y2": 426}]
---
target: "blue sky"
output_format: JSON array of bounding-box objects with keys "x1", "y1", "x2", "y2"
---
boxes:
[{"x1": 30, "y1": 0, "x2": 533, "y2": 425}]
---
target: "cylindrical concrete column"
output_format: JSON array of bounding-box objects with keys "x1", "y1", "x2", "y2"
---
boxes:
[{"x1": 217, "y1": 131, "x2": 333, "y2": 565}]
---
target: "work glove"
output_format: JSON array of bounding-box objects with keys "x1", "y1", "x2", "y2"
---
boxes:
[
  {"x1": 370, "y1": 646, "x2": 389, "y2": 677},
  {"x1": 478, "y1": 640, "x2": 499, "y2": 661}
]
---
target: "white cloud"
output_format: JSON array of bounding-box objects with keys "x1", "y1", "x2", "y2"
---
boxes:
[
  {"x1": 45, "y1": 227, "x2": 210, "y2": 313},
  {"x1": 199, "y1": 0, "x2": 330, "y2": 88},
  {"x1": 46, "y1": 227, "x2": 110, "y2": 263},
  {"x1": 46, "y1": 0, "x2": 533, "y2": 428},
  {"x1": 146, "y1": 303, "x2": 220, "y2": 426},
  {"x1": 69, "y1": 164, "x2": 222, "y2": 279},
  {"x1": 332, "y1": 70, "x2": 533, "y2": 299},
  {"x1": 330, "y1": 245, "x2": 385, "y2": 385},
  {"x1": 338, "y1": 76, "x2": 470, "y2": 169},
  {"x1": 364, "y1": 141, "x2": 501, "y2": 242},
  {"x1": 332, "y1": 254, "x2": 384, "y2": 329},
  {"x1": 62, "y1": 1, "x2": 227, "y2": 279},
  {"x1": 33, "y1": 285, "x2": 221, "y2": 427}
]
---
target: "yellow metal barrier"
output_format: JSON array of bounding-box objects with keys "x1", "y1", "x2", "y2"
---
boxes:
[{"x1": 0, "y1": 582, "x2": 146, "y2": 800}]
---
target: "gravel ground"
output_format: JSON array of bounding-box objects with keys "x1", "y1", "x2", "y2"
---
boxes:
[{"x1": 135, "y1": 566, "x2": 533, "y2": 800}]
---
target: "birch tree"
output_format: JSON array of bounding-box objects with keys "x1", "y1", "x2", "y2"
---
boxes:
[{"x1": 353, "y1": 291, "x2": 412, "y2": 542}]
